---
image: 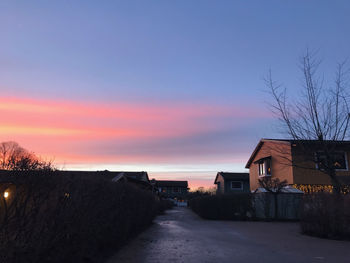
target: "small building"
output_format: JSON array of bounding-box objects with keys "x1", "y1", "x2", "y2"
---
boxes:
[
  {"x1": 214, "y1": 172, "x2": 250, "y2": 194},
  {"x1": 155, "y1": 180, "x2": 188, "y2": 200}
]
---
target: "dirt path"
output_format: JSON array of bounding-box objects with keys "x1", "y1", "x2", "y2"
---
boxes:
[{"x1": 107, "y1": 207, "x2": 350, "y2": 263}]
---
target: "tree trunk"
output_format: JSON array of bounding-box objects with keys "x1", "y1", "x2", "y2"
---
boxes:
[{"x1": 328, "y1": 169, "x2": 341, "y2": 194}]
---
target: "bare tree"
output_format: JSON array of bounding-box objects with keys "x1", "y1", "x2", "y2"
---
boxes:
[
  {"x1": 266, "y1": 50, "x2": 350, "y2": 193},
  {"x1": 0, "y1": 141, "x2": 54, "y2": 171},
  {"x1": 0, "y1": 141, "x2": 23, "y2": 169}
]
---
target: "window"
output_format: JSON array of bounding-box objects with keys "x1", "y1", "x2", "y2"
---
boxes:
[
  {"x1": 231, "y1": 181, "x2": 243, "y2": 190},
  {"x1": 315, "y1": 152, "x2": 348, "y2": 171},
  {"x1": 258, "y1": 158, "x2": 271, "y2": 176},
  {"x1": 258, "y1": 162, "x2": 265, "y2": 176},
  {"x1": 266, "y1": 158, "x2": 271, "y2": 175},
  {"x1": 173, "y1": 187, "x2": 179, "y2": 193}
]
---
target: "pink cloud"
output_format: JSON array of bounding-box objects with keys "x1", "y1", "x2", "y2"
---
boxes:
[
  {"x1": 0, "y1": 96, "x2": 270, "y2": 184},
  {"x1": 0, "y1": 96, "x2": 270, "y2": 139}
]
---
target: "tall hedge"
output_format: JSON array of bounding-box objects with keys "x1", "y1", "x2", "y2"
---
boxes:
[
  {"x1": 190, "y1": 194, "x2": 253, "y2": 220},
  {"x1": 300, "y1": 193, "x2": 350, "y2": 240},
  {"x1": 0, "y1": 172, "x2": 158, "y2": 262}
]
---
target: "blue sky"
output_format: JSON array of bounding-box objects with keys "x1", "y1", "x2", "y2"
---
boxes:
[{"x1": 0, "y1": 1, "x2": 349, "y2": 188}]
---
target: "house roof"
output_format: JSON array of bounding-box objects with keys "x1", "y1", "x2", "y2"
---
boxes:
[
  {"x1": 155, "y1": 180, "x2": 188, "y2": 188},
  {"x1": 214, "y1": 172, "x2": 249, "y2": 184},
  {"x1": 110, "y1": 171, "x2": 149, "y2": 182},
  {"x1": 245, "y1": 139, "x2": 290, "y2": 169},
  {"x1": 245, "y1": 138, "x2": 350, "y2": 169},
  {"x1": 253, "y1": 156, "x2": 271, "y2": 164},
  {"x1": 0, "y1": 170, "x2": 150, "y2": 183}
]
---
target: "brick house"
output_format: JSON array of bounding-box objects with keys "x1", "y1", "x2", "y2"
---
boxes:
[
  {"x1": 245, "y1": 139, "x2": 350, "y2": 192},
  {"x1": 214, "y1": 172, "x2": 250, "y2": 194}
]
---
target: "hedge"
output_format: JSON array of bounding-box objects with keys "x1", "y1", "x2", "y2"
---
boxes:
[
  {"x1": 189, "y1": 194, "x2": 253, "y2": 220},
  {"x1": 300, "y1": 193, "x2": 350, "y2": 240},
  {"x1": 0, "y1": 172, "x2": 159, "y2": 262}
]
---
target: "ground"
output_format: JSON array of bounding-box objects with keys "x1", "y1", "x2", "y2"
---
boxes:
[{"x1": 107, "y1": 207, "x2": 350, "y2": 263}]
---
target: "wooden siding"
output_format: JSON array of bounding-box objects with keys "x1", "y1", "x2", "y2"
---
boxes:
[
  {"x1": 215, "y1": 174, "x2": 225, "y2": 194},
  {"x1": 291, "y1": 144, "x2": 350, "y2": 185},
  {"x1": 224, "y1": 180, "x2": 250, "y2": 193},
  {"x1": 249, "y1": 140, "x2": 293, "y2": 191}
]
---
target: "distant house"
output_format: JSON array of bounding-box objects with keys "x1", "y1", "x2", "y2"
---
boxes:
[
  {"x1": 111, "y1": 171, "x2": 152, "y2": 190},
  {"x1": 155, "y1": 180, "x2": 188, "y2": 199},
  {"x1": 245, "y1": 139, "x2": 350, "y2": 192},
  {"x1": 46, "y1": 170, "x2": 152, "y2": 190},
  {"x1": 0, "y1": 170, "x2": 153, "y2": 198},
  {"x1": 214, "y1": 172, "x2": 250, "y2": 194}
]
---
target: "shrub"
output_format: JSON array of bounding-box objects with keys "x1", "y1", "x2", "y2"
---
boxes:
[
  {"x1": 0, "y1": 171, "x2": 158, "y2": 263},
  {"x1": 190, "y1": 194, "x2": 253, "y2": 220},
  {"x1": 300, "y1": 193, "x2": 350, "y2": 240},
  {"x1": 157, "y1": 199, "x2": 174, "y2": 214}
]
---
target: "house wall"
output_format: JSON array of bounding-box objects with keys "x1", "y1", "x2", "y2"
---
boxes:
[
  {"x1": 249, "y1": 141, "x2": 293, "y2": 191},
  {"x1": 224, "y1": 180, "x2": 250, "y2": 193},
  {"x1": 215, "y1": 174, "x2": 225, "y2": 194},
  {"x1": 159, "y1": 186, "x2": 188, "y2": 198},
  {"x1": 291, "y1": 144, "x2": 350, "y2": 185}
]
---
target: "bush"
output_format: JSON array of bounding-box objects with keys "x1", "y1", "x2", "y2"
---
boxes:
[
  {"x1": 157, "y1": 199, "x2": 174, "y2": 214},
  {"x1": 300, "y1": 193, "x2": 350, "y2": 240},
  {"x1": 0, "y1": 171, "x2": 159, "y2": 262},
  {"x1": 189, "y1": 194, "x2": 253, "y2": 220}
]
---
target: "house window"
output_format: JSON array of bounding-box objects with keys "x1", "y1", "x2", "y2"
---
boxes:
[
  {"x1": 315, "y1": 152, "x2": 348, "y2": 171},
  {"x1": 258, "y1": 158, "x2": 271, "y2": 176},
  {"x1": 258, "y1": 162, "x2": 265, "y2": 176},
  {"x1": 173, "y1": 187, "x2": 179, "y2": 193},
  {"x1": 231, "y1": 181, "x2": 243, "y2": 190}
]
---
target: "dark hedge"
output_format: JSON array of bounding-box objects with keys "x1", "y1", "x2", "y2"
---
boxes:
[
  {"x1": 189, "y1": 194, "x2": 254, "y2": 220},
  {"x1": 300, "y1": 193, "x2": 350, "y2": 240},
  {"x1": 0, "y1": 173, "x2": 159, "y2": 262}
]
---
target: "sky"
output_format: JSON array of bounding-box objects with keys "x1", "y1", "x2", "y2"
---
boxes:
[{"x1": 0, "y1": 1, "x2": 350, "y2": 188}]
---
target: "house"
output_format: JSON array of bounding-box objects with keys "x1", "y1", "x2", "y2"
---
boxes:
[
  {"x1": 155, "y1": 180, "x2": 188, "y2": 200},
  {"x1": 110, "y1": 171, "x2": 153, "y2": 190},
  {"x1": 48, "y1": 170, "x2": 152, "y2": 190},
  {"x1": 214, "y1": 172, "x2": 250, "y2": 194},
  {"x1": 245, "y1": 139, "x2": 350, "y2": 192}
]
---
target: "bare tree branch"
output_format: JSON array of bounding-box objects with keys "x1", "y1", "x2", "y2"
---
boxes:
[{"x1": 266, "y1": 51, "x2": 350, "y2": 193}]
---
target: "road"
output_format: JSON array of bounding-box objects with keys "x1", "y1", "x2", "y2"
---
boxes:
[{"x1": 107, "y1": 207, "x2": 350, "y2": 263}]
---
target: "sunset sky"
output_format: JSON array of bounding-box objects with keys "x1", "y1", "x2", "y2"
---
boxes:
[{"x1": 1, "y1": 1, "x2": 349, "y2": 188}]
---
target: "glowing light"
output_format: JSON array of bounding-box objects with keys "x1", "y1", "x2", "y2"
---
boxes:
[{"x1": 4, "y1": 191, "x2": 9, "y2": 199}]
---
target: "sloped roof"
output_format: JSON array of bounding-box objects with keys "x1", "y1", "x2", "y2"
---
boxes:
[
  {"x1": 245, "y1": 138, "x2": 350, "y2": 169},
  {"x1": 0, "y1": 170, "x2": 150, "y2": 183},
  {"x1": 155, "y1": 180, "x2": 188, "y2": 187},
  {"x1": 110, "y1": 171, "x2": 149, "y2": 182},
  {"x1": 214, "y1": 172, "x2": 249, "y2": 184}
]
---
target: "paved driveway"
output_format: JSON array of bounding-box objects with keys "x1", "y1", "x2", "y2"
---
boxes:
[{"x1": 107, "y1": 207, "x2": 350, "y2": 263}]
